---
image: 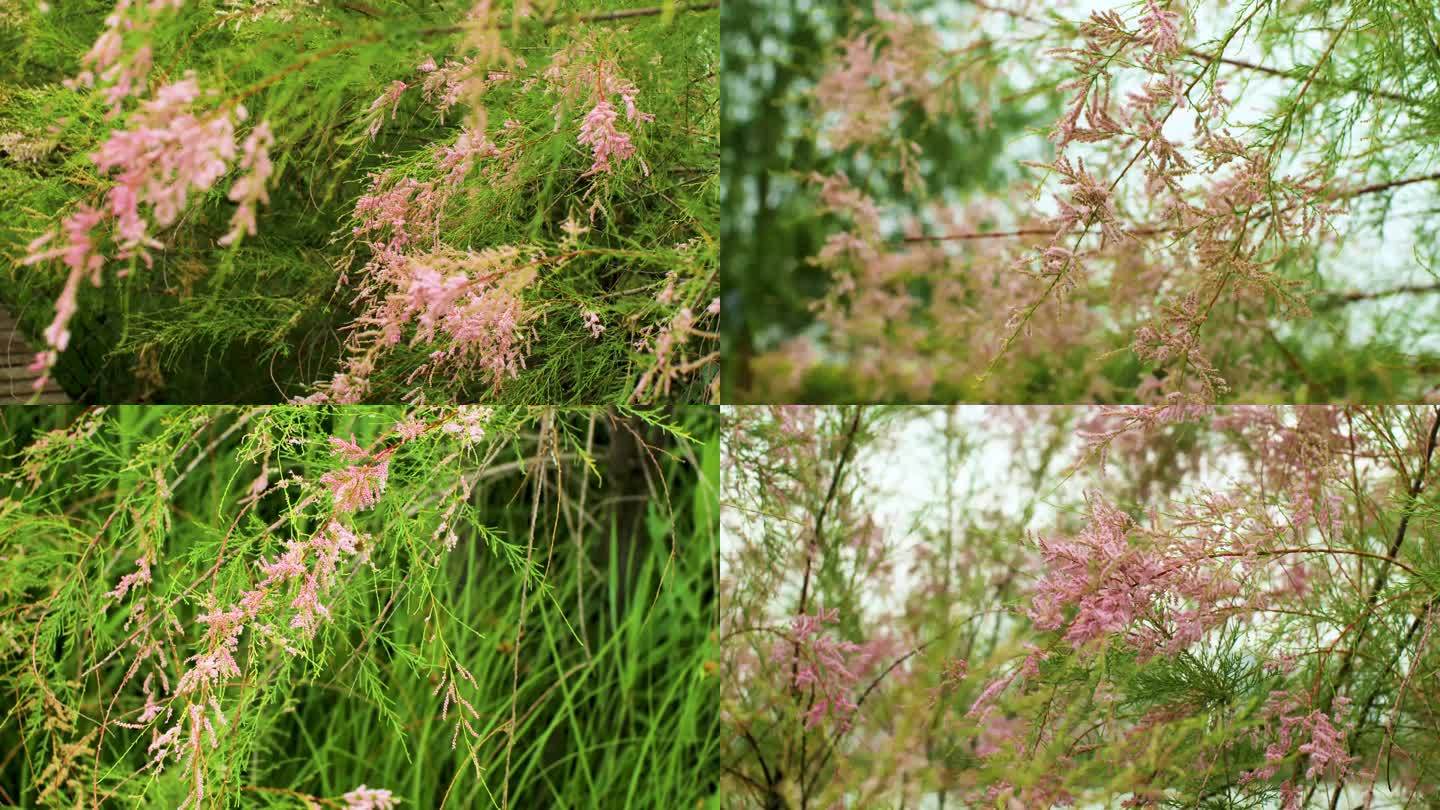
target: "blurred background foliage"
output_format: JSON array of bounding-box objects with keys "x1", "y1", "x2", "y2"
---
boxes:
[{"x1": 721, "y1": 0, "x2": 1053, "y2": 401}]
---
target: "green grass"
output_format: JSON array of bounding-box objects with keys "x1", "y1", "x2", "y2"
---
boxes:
[{"x1": 0, "y1": 405, "x2": 718, "y2": 808}]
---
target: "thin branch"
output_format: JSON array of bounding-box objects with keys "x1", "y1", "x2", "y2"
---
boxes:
[
  {"x1": 1323, "y1": 408, "x2": 1440, "y2": 714},
  {"x1": 1205, "y1": 546, "x2": 1423, "y2": 579},
  {"x1": 568, "y1": 1, "x2": 719, "y2": 23},
  {"x1": 905, "y1": 172, "x2": 1440, "y2": 243},
  {"x1": 1188, "y1": 50, "x2": 1426, "y2": 106},
  {"x1": 1321, "y1": 408, "x2": 1440, "y2": 807},
  {"x1": 794, "y1": 407, "x2": 863, "y2": 810},
  {"x1": 420, "y1": 1, "x2": 719, "y2": 36},
  {"x1": 1314, "y1": 282, "x2": 1440, "y2": 310}
]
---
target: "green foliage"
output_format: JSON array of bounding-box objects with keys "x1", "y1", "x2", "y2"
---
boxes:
[
  {"x1": 0, "y1": 404, "x2": 718, "y2": 807},
  {"x1": 0, "y1": 0, "x2": 717, "y2": 403}
]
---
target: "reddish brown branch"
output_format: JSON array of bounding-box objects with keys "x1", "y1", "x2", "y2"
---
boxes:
[
  {"x1": 1316, "y1": 282, "x2": 1440, "y2": 309},
  {"x1": 905, "y1": 172, "x2": 1440, "y2": 243},
  {"x1": 573, "y1": 1, "x2": 720, "y2": 23},
  {"x1": 1187, "y1": 50, "x2": 1425, "y2": 106},
  {"x1": 421, "y1": 0, "x2": 718, "y2": 35}
]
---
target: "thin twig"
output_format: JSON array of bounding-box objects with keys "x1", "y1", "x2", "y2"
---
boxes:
[
  {"x1": 1314, "y1": 282, "x2": 1440, "y2": 310},
  {"x1": 906, "y1": 171, "x2": 1440, "y2": 243}
]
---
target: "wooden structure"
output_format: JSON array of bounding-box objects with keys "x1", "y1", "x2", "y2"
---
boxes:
[{"x1": 1, "y1": 306, "x2": 70, "y2": 404}]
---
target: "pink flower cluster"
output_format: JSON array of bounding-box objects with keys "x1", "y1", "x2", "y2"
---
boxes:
[
  {"x1": 1028, "y1": 497, "x2": 1165, "y2": 647},
  {"x1": 320, "y1": 437, "x2": 390, "y2": 513},
  {"x1": 219, "y1": 121, "x2": 275, "y2": 246},
  {"x1": 171, "y1": 518, "x2": 367, "y2": 703},
  {"x1": 153, "y1": 439, "x2": 376, "y2": 703},
  {"x1": 69, "y1": 0, "x2": 185, "y2": 115},
  {"x1": 308, "y1": 118, "x2": 526, "y2": 400},
  {"x1": 577, "y1": 99, "x2": 638, "y2": 175},
  {"x1": 813, "y1": 11, "x2": 937, "y2": 152},
  {"x1": 105, "y1": 554, "x2": 153, "y2": 603},
  {"x1": 966, "y1": 645, "x2": 1046, "y2": 722},
  {"x1": 139, "y1": 432, "x2": 396, "y2": 807},
  {"x1": 1027, "y1": 494, "x2": 1235, "y2": 655},
  {"x1": 1212, "y1": 407, "x2": 1348, "y2": 536},
  {"x1": 435, "y1": 127, "x2": 498, "y2": 185},
  {"x1": 24, "y1": 68, "x2": 275, "y2": 388},
  {"x1": 1137, "y1": 0, "x2": 1183, "y2": 60},
  {"x1": 418, "y1": 55, "x2": 478, "y2": 120},
  {"x1": 397, "y1": 248, "x2": 533, "y2": 386},
  {"x1": 264, "y1": 520, "x2": 365, "y2": 636},
  {"x1": 22, "y1": 204, "x2": 106, "y2": 378},
  {"x1": 774, "y1": 607, "x2": 863, "y2": 730},
  {"x1": 540, "y1": 42, "x2": 652, "y2": 175},
  {"x1": 93, "y1": 77, "x2": 237, "y2": 261},
  {"x1": 581, "y1": 308, "x2": 604, "y2": 338},
  {"x1": 632, "y1": 295, "x2": 720, "y2": 402},
  {"x1": 147, "y1": 698, "x2": 226, "y2": 809},
  {"x1": 343, "y1": 785, "x2": 398, "y2": 810},
  {"x1": 440, "y1": 405, "x2": 492, "y2": 446},
  {"x1": 1242, "y1": 692, "x2": 1355, "y2": 805},
  {"x1": 366, "y1": 80, "x2": 408, "y2": 139}
]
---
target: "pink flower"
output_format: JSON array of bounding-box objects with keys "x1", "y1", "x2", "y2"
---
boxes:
[
  {"x1": 435, "y1": 128, "x2": 497, "y2": 184},
  {"x1": 775, "y1": 607, "x2": 864, "y2": 730},
  {"x1": 1138, "y1": 1, "x2": 1183, "y2": 58},
  {"x1": 106, "y1": 554, "x2": 153, "y2": 602},
  {"x1": 328, "y1": 435, "x2": 369, "y2": 462},
  {"x1": 21, "y1": 206, "x2": 107, "y2": 387},
  {"x1": 257, "y1": 545, "x2": 307, "y2": 583},
  {"x1": 441, "y1": 406, "x2": 492, "y2": 445},
  {"x1": 69, "y1": 0, "x2": 181, "y2": 116},
  {"x1": 814, "y1": 34, "x2": 891, "y2": 149},
  {"x1": 576, "y1": 100, "x2": 637, "y2": 175},
  {"x1": 1026, "y1": 493, "x2": 1236, "y2": 656},
  {"x1": 1027, "y1": 496, "x2": 1162, "y2": 647},
  {"x1": 249, "y1": 521, "x2": 364, "y2": 640},
  {"x1": 91, "y1": 77, "x2": 239, "y2": 259},
  {"x1": 219, "y1": 121, "x2": 274, "y2": 246},
  {"x1": 447, "y1": 287, "x2": 529, "y2": 382},
  {"x1": 343, "y1": 785, "x2": 397, "y2": 810},
  {"x1": 1297, "y1": 710, "x2": 1353, "y2": 779},
  {"x1": 288, "y1": 572, "x2": 332, "y2": 635},
  {"x1": 395, "y1": 419, "x2": 428, "y2": 441},
  {"x1": 175, "y1": 645, "x2": 241, "y2": 696},
  {"x1": 1246, "y1": 692, "x2": 1356, "y2": 786},
  {"x1": 418, "y1": 57, "x2": 473, "y2": 119},
  {"x1": 320, "y1": 460, "x2": 389, "y2": 513},
  {"x1": 581, "y1": 308, "x2": 604, "y2": 338},
  {"x1": 22, "y1": 206, "x2": 104, "y2": 280},
  {"x1": 967, "y1": 646, "x2": 1046, "y2": 720},
  {"x1": 367, "y1": 80, "x2": 408, "y2": 139}
]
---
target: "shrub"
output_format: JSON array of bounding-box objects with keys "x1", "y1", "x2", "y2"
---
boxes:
[{"x1": 0, "y1": 404, "x2": 718, "y2": 807}]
